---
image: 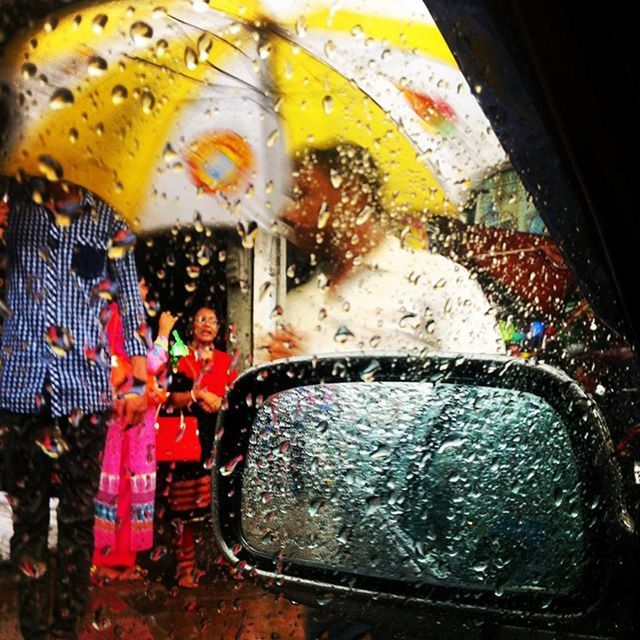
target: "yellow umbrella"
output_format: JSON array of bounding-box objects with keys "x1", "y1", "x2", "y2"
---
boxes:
[{"x1": 0, "y1": 0, "x2": 508, "y2": 231}]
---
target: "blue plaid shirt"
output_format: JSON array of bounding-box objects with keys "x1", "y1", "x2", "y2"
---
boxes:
[{"x1": 0, "y1": 186, "x2": 146, "y2": 417}]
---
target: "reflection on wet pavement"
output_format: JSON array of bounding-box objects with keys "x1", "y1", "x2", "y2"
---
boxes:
[{"x1": 0, "y1": 563, "x2": 307, "y2": 639}]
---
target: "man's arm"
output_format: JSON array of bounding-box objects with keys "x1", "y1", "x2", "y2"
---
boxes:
[{"x1": 106, "y1": 210, "x2": 147, "y2": 425}]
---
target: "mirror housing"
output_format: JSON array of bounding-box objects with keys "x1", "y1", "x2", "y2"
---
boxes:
[{"x1": 212, "y1": 354, "x2": 636, "y2": 637}]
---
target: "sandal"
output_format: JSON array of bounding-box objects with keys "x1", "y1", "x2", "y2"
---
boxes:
[
  {"x1": 176, "y1": 565, "x2": 205, "y2": 589},
  {"x1": 90, "y1": 565, "x2": 124, "y2": 584},
  {"x1": 118, "y1": 565, "x2": 147, "y2": 581}
]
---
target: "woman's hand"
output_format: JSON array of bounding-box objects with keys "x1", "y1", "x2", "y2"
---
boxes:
[
  {"x1": 158, "y1": 311, "x2": 178, "y2": 340},
  {"x1": 193, "y1": 388, "x2": 222, "y2": 413},
  {"x1": 264, "y1": 327, "x2": 302, "y2": 361}
]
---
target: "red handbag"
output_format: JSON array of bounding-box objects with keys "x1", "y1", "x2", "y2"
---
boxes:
[{"x1": 155, "y1": 413, "x2": 201, "y2": 462}]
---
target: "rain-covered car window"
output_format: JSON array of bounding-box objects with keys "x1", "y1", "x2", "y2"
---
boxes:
[
  {"x1": 0, "y1": 0, "x2": 639, "y2": 638},
  {"x1": 242, "y1": 382, "x2": 587, "y2": 593}
]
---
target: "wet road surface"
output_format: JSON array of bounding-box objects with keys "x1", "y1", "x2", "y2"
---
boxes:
[{"x1": 0, "y1": 515, "x2": 309, "y2": 640}]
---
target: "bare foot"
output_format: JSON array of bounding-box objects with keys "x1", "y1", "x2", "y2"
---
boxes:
[{"x1": 176, "y1": 567, "x2": 204, "y2": 589}]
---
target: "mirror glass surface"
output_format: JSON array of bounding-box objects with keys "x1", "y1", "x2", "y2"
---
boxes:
[{"x1": 242, "y1": 381, "x2": 588, "y2": 594}]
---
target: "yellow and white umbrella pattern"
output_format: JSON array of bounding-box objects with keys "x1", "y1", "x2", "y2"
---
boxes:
[{"x1": 0, "y1": 0, "x2": 508, "y2": 231}]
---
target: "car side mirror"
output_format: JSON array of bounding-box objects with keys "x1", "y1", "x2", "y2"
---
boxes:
[{"x1": 212, "y1": 354, "x2": 635, "y2": 637}]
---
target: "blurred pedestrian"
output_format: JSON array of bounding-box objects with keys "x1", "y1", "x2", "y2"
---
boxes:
[
  {"x1": 259, "y1": 143, "x2": 504, "y2": 360},
  {"x1": 0, "y1": 176, "x2": 146, "y2": 640},
  {"x1": 92, "y1": 298, "x2": 177, "y2": 583},
  {"x1": 161, "y1": 306, "x2": 236, "y2": 588}
]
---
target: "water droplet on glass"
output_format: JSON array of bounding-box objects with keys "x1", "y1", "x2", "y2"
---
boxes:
[
  {"x1": 355, "y1": 205, "x2": 372, "y2": 225},
  {"x1": 316, "y1": 594, "x2": 334, "y2": 607},
  {"x1": 45, "y1": 325, "x2": 74, "y2": 357},
  {"x1": 437, "y1": 438, "x2": 467, "y2": 454},
  {"x1": 92, "y1": 14, "x2": 108, "y2": 34},
  {"x1": 37, "y1": 155, "x2": 63, "y2": 181},
  {"x1": 279, "y1": 440, "x2": 290, "y2": 455},
  {"x1": 317, "y1": 202, "x2": 330, "y2": 229},
  {"x1": 130, "y1": 21, "x2": 153, "y2": 46},
  {"x1": 553, "y1": 487, "x2": 564, "y2": 508},
  {"x1": 43, "y1": 17, "x2": 59, "y2": 33},
  {"x1": 258, "y1": 42, "x2": 272, "y2": 60},
  {"x1": 434, "y1": 277, "x2": 447, "y2": 289},
  {"x1": 270, "y1": 305, "x2": 283, "y2": 320},
  {"x1": 258, "y1": 281, "x2": 271, "y2": 301},
  {"x1": 19, "y1": 555, "x2": 47, "y2": 579},
  {"x1": 21, "y1": 63, "x2": 37, "y2": 79},
  {"x1": 329, "y1": 171, "x2": 343, "y2": 189},
  {"x1": 220, "y1": 454, "x2": 243, "y2": 476},
  {"x1": 196, "y1": 245, "x2": 212, "y2": 266},
  {"x1": 90, "y1": 279, "x2": 120, "y2": 302},
  {"x1": 141, "y1": 90, "x2": 156, "y2": 114},
  {"x1": 267, "y1": 129, "x2": 279, "y2": 147},
  {"x1": 295, "y1": 16, "x2": 307, "y2": 37},
  {"x1": 92, "y1": 607, "x2": 112, "y2": 631},
  {"x1": 322, "y1": 95, "x2": 334, "y2": 115},
  {"x1": 236, "y1": 222, "x2": 258, "y2": 249},
  {"x1": 88, "y1": 56, "x2": 108, "y2": 77},
  {"x1": 108, "y1": 229, "x2": 136, "y2": 259},
  {"x1": 308, "y1": 499, "x2": 324, "y2": 517},
  {"x1": 184, "y1": 46, "x2": 198, "y2": 70},
  {"x1": 197, "y1": 33, "x2": 213, "y2": 60},
  {"x1": 144, "y1": 299, "x2": 160, "y2": 318},
  {"x1": 324, "y1": 40, "x2": 335, "y2": 57},
  {"x1": 0, "y1": 299, "x2": 13, "y2": 319},
  {"x1": 365, "y1": 496, "x2": 382, "y2": 515},
  {"x1": 150, "y1": 545, "x2": 168, "y2": 561},
  {"x1": 334, "y1": 326, "x2": 354, "y2": 344},
  {"x1": 49, "y1": 87, "x2": 74, "y2": 110},
  {"x1": 162, "y1": 143, "x2": 177, "y2": 163},
  {"x1": 186, "y1": 264, "x2": 200, "y2": 279},
  {"x1": 399, "y1": 312, "x2": 418, "y2": 329},
  {"x1": 155, "y1": 38, "x2": 168, "y2": 57},
  {"x1": 360, "y1": 359, "x2": 381, "y2": 382},
  {"x1": 111, "y1": 84, "x2": 128, "y2": 104},
  {"x1": 370, "y1": 444, "x2": 391, "y2": 460}
]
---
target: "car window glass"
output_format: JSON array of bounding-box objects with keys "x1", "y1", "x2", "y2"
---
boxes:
[{"x1": 0, "y1": 0, "x2": 637, "y2": 636}]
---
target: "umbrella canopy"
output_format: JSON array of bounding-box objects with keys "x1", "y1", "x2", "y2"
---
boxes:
[
  {"x1": 0, "y1": 0, "x2": 508, "y2": 231},
  {"x1": 467, "y1": 226, "x2": 576, "y2": 316}
]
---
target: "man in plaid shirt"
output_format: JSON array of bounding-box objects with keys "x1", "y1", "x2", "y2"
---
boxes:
[{"x1": 0, "y1": 176, "x2": 147, "y2": 640}]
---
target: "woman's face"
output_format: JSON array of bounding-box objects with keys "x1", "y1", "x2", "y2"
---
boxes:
[{"x1": 192, "y1": 307, "x2": 219, "y2": 346}]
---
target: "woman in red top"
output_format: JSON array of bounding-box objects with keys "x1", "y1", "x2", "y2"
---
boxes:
[{"x1": 163, "y1": 306, "x2": 237, "y2": 588}]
